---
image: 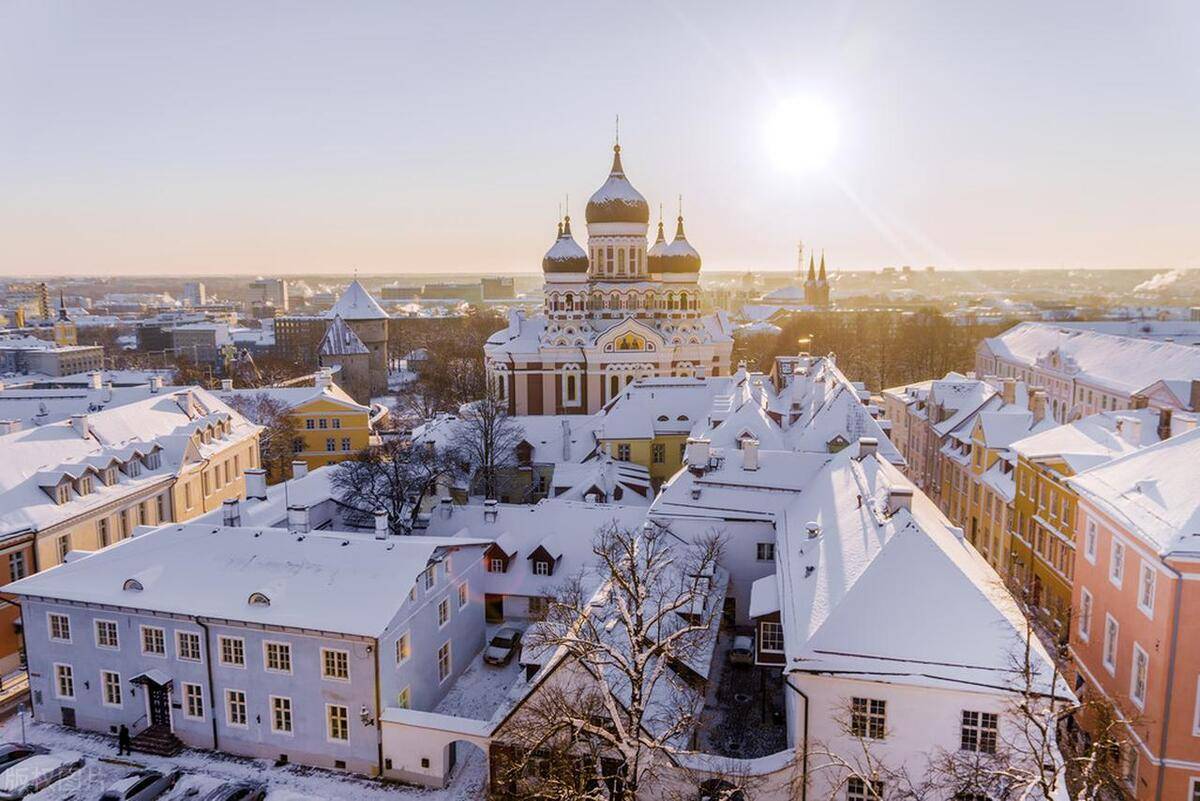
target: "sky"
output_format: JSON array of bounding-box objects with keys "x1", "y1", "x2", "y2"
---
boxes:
[{"x1": 3, "y1": 1, "x2": 1200, "y2": 277}]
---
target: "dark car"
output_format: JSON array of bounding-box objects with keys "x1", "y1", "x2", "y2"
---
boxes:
[
  {"x1": 196, "y1": 782, "x2": 268, "y2": 801},
  {"x1": 483, "y1": 627, "x2": 522, "y2": 666},
  {"x1": 98, "y1": 769, "x2": 182, "y2": 801},
  {"x1": 0, "y1": 744, "x2": 48, "y2": 777}
]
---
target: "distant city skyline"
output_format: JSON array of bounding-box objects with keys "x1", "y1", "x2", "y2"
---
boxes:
[{"x1": 3, "y1": 1, "x2": 1200, "y2": 277}]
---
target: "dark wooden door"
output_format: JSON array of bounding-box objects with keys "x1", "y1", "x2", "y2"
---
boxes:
[
  {"x1": 484, "y1": 594, "x2": 504, "y2": 624},
  {"x1": 149, "y1": 685, "x2": 170, "y2": 727},
  {"x1": 61, "y1": 707, "x2": 76, "y2": 728}
]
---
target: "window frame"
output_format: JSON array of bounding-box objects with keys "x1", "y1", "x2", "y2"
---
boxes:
[
  {"x1": 225, "y1": 689, "x2": 248, "y2": 729},
  {"x1": 437, "y1": 598, "x2": 450, "y2": 629},
  {"x1": 54, "y1": 662, "x2": 75, "y2": 699},
  {"x1": 437, "y1": 641, "x2": 452, "y2": 684},
  {"x1": 1077, "y1": 587, "x2": 1092, "y2": 643},
  {"x1": 1137, "y1": 561, "x2": 1156, "y2": 619},
  {"x1": 457, "y1": 582, "x2": 469, "y2": 610},
  {"x1": 960, "y1": 709, "x2": 999, "y2": 754},
  {"x1": 269, "y1": 695, "x2": 294, "y2": 735},
  {"x1": 756, "y1": 542, "x2": 776, "y2": 561},
  {"x1": 176, "y1": 630, "x2": 203, "y2": 663},
  {"x1": 1083, "y1": 519, "x2": 1098, "y2": 564},
  {"x1": 101, "y1": 670, "x2": 122, "y2": 708},
  {"x1": 850, "y1": 697, "x2": 887, "y2": 740},
  {"x1": 1130, "y1": 642, "x2": 1149, "y2": 710},
  {"x1": 760, "y1": 621, "x2": 785, "y2": 653},
  {"x1": 1109, "y1": 539, "x2": 1125, "y2": 588},
  {"x1": 1103, "y1": 614, "x2": 1119, "y2": 675},
  {"x1": 94, "y1": 619, "x2": 120, "y2": 651},
  {"x1": 140, "y1": 624, "x2": 167, "y2": 658},
  {"x1": 182, "y1": 682, "x2": 205, "y2": 721},
  {"x1": 326, "y1": 703, "x2": 350, "y2": 743},
  {"x1": 263, "y1": 640, "x2": 293, "y2": 675},
  {"x1": 321, "y1": 647, "x2": 351, "y2": 683},
  {"x1": 47, "y1": 612, "x2": 71, "y2": 643},
  {"x1": 218, "y1": 635, "x2": 246, "y2": 668},
  {"x1": 396, "y1": 631, "x2": 411, "y2": 665}
]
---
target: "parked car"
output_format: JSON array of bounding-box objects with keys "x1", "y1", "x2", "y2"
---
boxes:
[
  {"x1": 483, "y1": 627, "x2": 523, "y2": 666},
  {"x1": 0, "y1": 751, "x2": 84, "y2": 800},
  {"x1": 183, "y1": 782, "x2": 267, "y2": 801},
  {"x1": 728, "y1": 634, "x2": 754, "y2": 665},
  {"x1": 0, "y1": 744, "x2": 48, "y2": 778},
  {"x1": 99, "y1": 769, "x2": 183, "y2": 801}
]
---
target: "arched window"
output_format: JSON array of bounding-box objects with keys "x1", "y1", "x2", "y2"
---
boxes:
[
  {"x1": 123, "y1": 578, "x2": 143, "y2": 592},
  {"x1": 606, "y1": 247, "x2": 614, "y2": 274},
  {"x1": 617, "y1": 249, "x2": 626, "y2": 275},
  {"x1": 248, "y1": 592, "x2": 271, "y2": 607},
  {"x1": 679, "y1": 292, "x2": 688, "y2": 311},
  {"x1": 565, "y1": 292, "x2": 573, "y2": 311},
  {"x1": 609, "y1": 375, "x2": 620, "y2": 399}
]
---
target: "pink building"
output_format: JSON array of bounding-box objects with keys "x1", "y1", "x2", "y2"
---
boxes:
[{"x1": 1068, "y1": 426, "x2": 1200, "y2": 801}]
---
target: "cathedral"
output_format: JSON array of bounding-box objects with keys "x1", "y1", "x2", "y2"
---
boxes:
[{"x1": 485, "y1": 143, "x2": 734, "y2": 415}]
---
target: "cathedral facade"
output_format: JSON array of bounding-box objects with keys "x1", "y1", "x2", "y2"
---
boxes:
[{"x1": 485, "y1": 144, "x2": 734, "y2": 416}]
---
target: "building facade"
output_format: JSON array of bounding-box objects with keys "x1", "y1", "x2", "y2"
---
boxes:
[{"x1": 485, "y1": 144, "x2": 733, "y2": 416}]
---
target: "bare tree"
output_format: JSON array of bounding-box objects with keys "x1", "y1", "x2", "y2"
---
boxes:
[
  {"x1": 453, "y1": 392, "x2": 524, "y2": 500},
  {"x1": 223, "y1": 392, "x2": 302, "y2": 483},
  {"x1": 330, "y1": 439, "x2": 459, "y2": 534},
  {"x1": 493, "y1": 523, "x2": 725, "y2": 801}
]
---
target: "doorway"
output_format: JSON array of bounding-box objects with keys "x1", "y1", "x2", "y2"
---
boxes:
[{"x1": 484, "y1": 594, "x2": 504, "y2": 624}]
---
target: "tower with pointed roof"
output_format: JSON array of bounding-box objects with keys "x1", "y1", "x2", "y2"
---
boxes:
[
  {"x1": 322, "y1": 280, "x2": 389, "y2": 402},
  {"x1": 485, "y1": 140, "x2": 733, "y2": 415}
]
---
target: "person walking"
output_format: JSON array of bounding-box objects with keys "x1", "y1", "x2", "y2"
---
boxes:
[{"x1": 117, "y1": 724, "x2": 131, "y2": 756}]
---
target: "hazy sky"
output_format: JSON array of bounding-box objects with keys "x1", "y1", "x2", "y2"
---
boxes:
[{"x1": 3, "y1": 1, "x2": 1200, "y2": 276}]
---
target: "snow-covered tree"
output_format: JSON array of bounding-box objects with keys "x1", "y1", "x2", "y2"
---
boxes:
[
  {"x1": 330, "y1": 439, "x2": 456, "y2": 535},
  {"x1": 452, "y1": 391, "x2": 524, "y2": 500}
]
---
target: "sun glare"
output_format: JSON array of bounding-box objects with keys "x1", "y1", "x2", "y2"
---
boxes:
[{"x1": 765, "y1": 96, "x2": 839, "y2": 172}]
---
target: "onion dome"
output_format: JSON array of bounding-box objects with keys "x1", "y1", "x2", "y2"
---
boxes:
[
  {"x1": 659, "y1": 215, "x2": 702, "y2": 273},
  {"x1": 542, "y1": 215, "x2": 589, "y2": 274},
  {"x1": 585, "y1": 145, "x2": 650, "y2": 224},
  {"x1": 646, "y1": 219, "x2": 669, "y2": 272}
]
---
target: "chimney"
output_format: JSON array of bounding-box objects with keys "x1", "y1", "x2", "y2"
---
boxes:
[
  {"x1": 857, "y1": 437, "x2": 878, "y2": 461},
  {"x1": 220, "y1": 378, "x2": 234, "y2": 391},
  {"x1": 374, "y1": 509, "x2": 388, "y2": 540},
  {"x1": 483, "y1": 498, "x2": 499, "y2": 523},
  {"x1": 291, "y1": 460, "x2": 308, "y2": 479},
  {"x1": 243, "y1": 468, "x2": 268, "y2": 500},
  {"x1": 1172, "y1": 412, "x2": 1198, "y2": 435},
  {"x1": 1158, "y1": 408, "x2": 1173, "y2": 440},
  {"x1": 1000, "y1": 377, "x2": 1016, "y2": 406},
  {"x1": 439, "y1": 497, "x2": 453, "y2": 519},
  {"x1": 149, "y1": 375, "x2": 163, "y2": 394},
  {"x1": 1116, "y1": 415, "x2": 1142, "y2": 445},
  {"x1": 88, "y1": 371, "x2": 103, "y2": 390},
  {"x1": 742, "y1": 437, "x2": 759, "y2": 471},
  {"x1": 1129, "y1": 393, "x2": 1149, "y2": 410},
  {"x1": 222, "y1": 498, "x2": 242, "y2": 527},
  {"x1": 0, "y1": 420, "x2": 20, "y2": 435},
  {"x1": 174, "y1": 390, "x2": 194, "y2": 416},
  {"x1": 315, "y1": 369, "x2": 333, "y2": 390},
  {"x1": 1191, "y1": 379, "x2": 1200, "y2": 412},
  {"x1": 886, "y1": 485, "x2": 914, "y2": 516},
  {"x1": 287, "y1": 505, "x2": 309, "y2": 534},
  {"x1": 684, "y1": 438, "x2": 711, "y2": 473},
  {"x1": 70, "y1": 414, "x2": 89, "y2": 438},
  {"x1": 1029, "y1": 388, "x2": 1047, "y2": 423}
]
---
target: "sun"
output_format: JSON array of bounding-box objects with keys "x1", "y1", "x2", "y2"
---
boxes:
[{"x1": 764, "y1": 96, "x2": 839, "y2": 172}]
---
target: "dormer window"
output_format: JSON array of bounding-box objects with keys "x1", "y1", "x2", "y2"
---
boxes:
[
  {"x1": 104, "y1": 467, "x2": 117, "y2": 485},
  {"x1": 124, "y1": 459, "x2": 141, "y2": 478},
  {"x1": 533, "y1": 561, "x2": 550, "y2": 576},
  {"x1": 77, "y1": 475, "x2": 93, "y2": 496},
  {"x1": 145, "y1": 451, "x2": 161, "y2": 470},
  {"x1": 54, "y1": 483, "x2": 71, "y2": 505},
  {"x1": 123, "y1": 578, "x2": 143, "y2": 592},
  {"x1": 248, "y1": 592, "x2": 271, "y2": 607}
]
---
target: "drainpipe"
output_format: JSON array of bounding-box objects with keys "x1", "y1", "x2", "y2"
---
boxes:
[
  {"x1": 1153, "y1": 562, "x2": 1185, "y2": 801},
  {"x1": 196, "y1": 619, "x2": 219, "y2": 751},
  {"x1": 784, "y1": 674, "x2": 809, "y2": 801},
  {"x1": 373, "y1": 637, "x2": 384, "y2": 777}
]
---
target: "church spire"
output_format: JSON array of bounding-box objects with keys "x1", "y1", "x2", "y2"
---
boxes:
[
  {"x1": 818, "y1": 251, "x2": 827, "y2": 283},
  {"x1": 806, "y1": 253, "x2": 816, "y2": 283}
]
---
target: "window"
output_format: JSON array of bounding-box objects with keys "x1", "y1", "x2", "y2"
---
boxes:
[
  {"x1": 95, "y1": 620, "x2": 119, "y2": 650},
  {"x1": 458, "y1": 582, "x2": 469, "y2": 610},
  {"x1": 332, "y1": 418, "x2": 341, "y2": 429},
  {"x1": 56, "y1": 534, "x2": 70, "y2": 563},
  {"x1": 341, "y1": 437, "x2": 351, "y2": 452},
  {"x1": 219, "y1": 636, "x2": 245, "y2": 667},
  {"x1": 55, "y1": 484, "x2": 70, "y2": 505},
  {"x1": 437, "y1": 641, "x2": 452, "y2": 683},
  {"x1": 423, "y1": 566, "x2": 435, "y2": 590},
  {"x1": 761, "y1": 621, "x2": 784, "y2": 653},
  {"x1": 1103, "y1": 614, "x2": 1119, "y2": 675},
  {"x1": 1110, "y1": 540, "x2": 1125, "y2": 587},
  {"x1": 322, "y1": 648, "x2": 350, "y2": 681},
  {"x1": 271, "y1": 696, "x2": 293, "y2": 734},
  {"x1": 756, "y1": 542, "x2": 775, "y2": 561},
  {"x1": 98, "y1": 517, "x2": 110, "y2": 547},
  {"x1": 1138, "y1": 562, "x2": 1156, "y2": 618},
  {"x1": 305, "y1": 419, "x2": 315, "y2": 430},
  {"x1": 55, "y1": 663, "x2": 74, "y2": 699},
  {"x1": 396, "y1": 632, "x2": 411, "y2": 664},
  {"x1": 438, "y1": 598, "x2": 450, "y2": 628},
  {"x1": 48, "y1": 613, "x2": 71, "y2": 643},
  {"x1": 851, "y1": 697, "x2": 887, "y2": 740},
  {"x1": 396, "y1": 687, "x2": 411, "y2": 710},
  {"x1": 651, "y1": 443, "x2": 665, "y2": 464},
  {"x1": 183, "y1": 682, "x2": 204, "y2": 719},
  {"x1": 264, "y1": 641, "x2": 292, "y2": 674},
  {"x1": 102, "y1": 670, "x2": 122, "y2": 707},
  {"x1": 847, "y1": 776, "x2": 883, "y2": 801},
  {"x1": 326, "y1": 437, "x2": 335, "y2": 452},
  {"x1": 489, "y1": 557, "x2": 505, "y2": 573},
  {"x1": 1078, "y1": 587, "x2": 1092, "y2": 642},
  {"x1": 8, "y1": 552, "x2": 25, "y2": 582},
  {"x1": 1130, "y1": 644, "x2": 1149, "y2": 709},
  {"x1": 141, "y1": 626, "x2": 166, "y2": 656},
  {"x1": 533, "y1": 560, "x2": 550, "y2": 576},
  {"x1": 225, "y1": 690, "x2": 247, "y2": 727},
  {"x1": 960, "y1": 710, "x2": 998, "y2": 753},
  {"x1": 616, "y1": 443, "x2": 631, "y2": 462},
  {"x1": 177, "y1": 631, "x2": 202, "y2": 662},
  {"x1": 326, "y1": 704, "x2": 350, "y2": 742},
  {"x1": 318, "y1": 418, "x2": 328, "y2": 429}
]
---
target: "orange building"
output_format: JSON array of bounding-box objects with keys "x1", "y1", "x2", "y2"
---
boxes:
[{"x1": 1068, "y1": 425, "x2": 1200, "y2": 800}]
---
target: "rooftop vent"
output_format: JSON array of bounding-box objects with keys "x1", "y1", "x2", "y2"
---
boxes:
[
  {"x1": 886, "y1": 486, "x2": 915, "y2": 516},
  {"x1": 221, "y1": 497, "x2": 241, "y2": 528},
  {"x1": 483, "y1": 498, "x2": 499, "y2": 523},
  {"x1": 857, "y1": 437, "x2": 878, "y2": 460},
  {"x1": 374, "y1": 509, "x2": 389, "y2": 540}
]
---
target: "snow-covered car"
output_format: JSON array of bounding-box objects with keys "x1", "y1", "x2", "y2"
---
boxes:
[
  {"x1": 728, "y1": 634, "x2": 754, "y2": 665},
  {"x1": 0, "y1": 744, "x2": 48, "y2": 778},
  {"x1": 0, "y1": 751, "x2": 84, "y2": 800},
  {"x1": 193, "y1": 781, "x2": 267, "y2": 801},
  {"x1": 99, "y1": 768, "x2": 183, "y2": 801},
  {"x1": 483, "y1": 627, "x2": 523, "y2": 666}
]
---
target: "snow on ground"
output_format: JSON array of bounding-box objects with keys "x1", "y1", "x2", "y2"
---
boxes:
[
  {"x1": 433, "y1": 633, "x2": 523, "y2": 722},
  {"x1": 0, "y1": 715, "x2": 488, "y2": 800}
]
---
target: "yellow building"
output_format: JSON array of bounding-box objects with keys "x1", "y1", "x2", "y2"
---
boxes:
[
  {"x1": 218, "y1": 372, "x2": 379, "y2": 479},
  {"x1": 595, "y1": 432, "x2": 688, "y2": 485}
]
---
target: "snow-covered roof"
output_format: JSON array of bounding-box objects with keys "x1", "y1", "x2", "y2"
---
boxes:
[
  {"x1": 1010, "y1": 407, "x2": 1167, "y2": 474},
  {"x1": 325, "y1": 280, "x2": 388, "y2": 321},
  {"x1": 6, "y1": 522, "x2": 490, "y2": 637},
  {"x1": 550, "y1": 456, "x2": 652, "y2": 505},
  {"x1": 412, "y1": 412, "x2": 601, "y2": 466},
  {"x1": 1068, "y1": 426, "x2": 1200, "y2": 556},
  {"x1": 319, "y1": 315, "x2": 370, "y2": 355},
  {"x1": 216, "y1": 379, "x2": 367, "y2": 416},
  {"x1": 982, "y1": 321, "x2": 1200, "y2": 398}
]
